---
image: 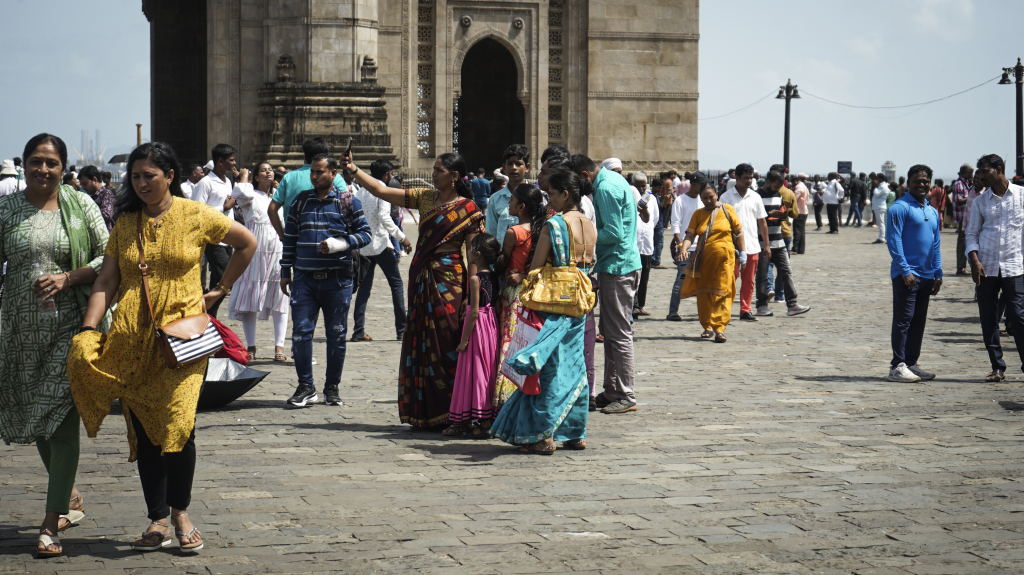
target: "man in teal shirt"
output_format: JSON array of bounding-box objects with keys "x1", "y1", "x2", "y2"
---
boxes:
[
  {"x1": 269, "y1": 137, "x2": 348, "y2": 240},
  {"x1": 570, "y1": 154, "x2": 642, "y2": 415}
]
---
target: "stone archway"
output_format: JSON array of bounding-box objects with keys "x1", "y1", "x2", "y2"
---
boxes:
[{"x1": 454, "y1": 38, "x2": 525, "y2": 175}]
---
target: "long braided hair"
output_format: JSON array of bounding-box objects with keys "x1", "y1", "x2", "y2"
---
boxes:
[{"x1": 512, "y1": 183, "x2": 545, "y2": 270}]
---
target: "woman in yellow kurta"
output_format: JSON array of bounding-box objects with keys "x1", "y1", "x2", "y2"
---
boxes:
[
  {"x1": 679, "y1": 185, "x2": 746, "y2": 343},
  {"x1": 68, "y1": 142, "x2": 256, "y2": 553}
]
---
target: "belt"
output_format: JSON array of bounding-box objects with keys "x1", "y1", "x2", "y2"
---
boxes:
[{"x1": 298, "y1": 268, "x2": 348, "y2": 280}]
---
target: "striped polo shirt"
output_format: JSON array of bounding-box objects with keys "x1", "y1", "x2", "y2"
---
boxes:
[{"x1": 758, "y1": 189, "x2": 786, "y2": 249}]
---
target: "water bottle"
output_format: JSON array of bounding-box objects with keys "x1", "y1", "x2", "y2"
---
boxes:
[{"x1": 31, "y1": 263, "x2": 58, "y2": 319}]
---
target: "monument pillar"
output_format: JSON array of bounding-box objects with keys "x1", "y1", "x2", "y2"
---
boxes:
[{"x1": 252, "y1": 0, "x2": 396, "y2": 168}]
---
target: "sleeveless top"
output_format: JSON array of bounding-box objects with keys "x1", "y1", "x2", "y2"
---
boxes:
[
  {"x1": 478, "y1": 270, "x2": 497, "y2": 307},
  {"x1": 507, "y1": 224, "x2": 532, "y2": 275}
]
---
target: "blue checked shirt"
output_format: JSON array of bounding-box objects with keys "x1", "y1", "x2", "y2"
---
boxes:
[{"x1": 280, "y1": 186, "x2": 372, "y2": 279}]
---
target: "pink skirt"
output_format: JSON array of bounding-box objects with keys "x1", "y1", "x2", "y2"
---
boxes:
[{"x1": 449, "y1": 304, "x2": 499, "y2": 423}]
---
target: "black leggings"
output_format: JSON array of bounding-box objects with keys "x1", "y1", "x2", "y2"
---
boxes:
[
  {"x1": 131, "y1": 413, "x2": 196, "y2": 521},
  {"x1": 636, "y1": 254, "x2": 652, "y2": 310}
]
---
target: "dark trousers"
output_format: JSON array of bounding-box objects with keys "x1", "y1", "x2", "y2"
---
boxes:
[
  {"x1": 635, "y1": 254, "x2": 652, "y2": 310},
  {"x1": 956, "y1": 225, "x2": 968, "y2": 270},
  {"x1": 793, "y1": 214, "x2": 807, "y2": 254},
  {"x1": 204, "y1": 244, "x2": 232, "y2": 317},
  {"x1": 891, "y1": 276, "x2": 934, "y2": 367},
  {"x1": 813, "y1": 204, "x2": 824, "y2": 229},
  {"x1": 756, "y1": 247, "x2": 798, "y2": 308},
  {"x1": 826, "y1": 204, "x2": 840, "y2": 233},
  {"x1": 978, "y1": 275, "x2": 1024, "y2": 372},
  {"x1": 352, "y1": 249, "x2": 406, "y2": 339},
  {"x1": 291, "y1": 271, "x2": 353, "y2": 387},
  {"x1": 652, "y1": 224, "x2": 665, "y2": 266},
  {"x1": 132, "y1": 414, "x2": 196, "y2": 521}
]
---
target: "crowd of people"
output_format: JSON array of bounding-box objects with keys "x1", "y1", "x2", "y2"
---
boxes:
[{"x1": 2, "y1": 126, "x2": 1022, "y2": 559}]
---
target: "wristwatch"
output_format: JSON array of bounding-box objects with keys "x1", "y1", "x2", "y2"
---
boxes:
[{"x1": 79, "y1": 326, "x2": 96, "y2": 334}]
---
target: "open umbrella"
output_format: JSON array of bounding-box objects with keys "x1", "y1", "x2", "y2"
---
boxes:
[
  {"x1": 107, "y1": 153, "x2": 129, "y2": 165},
  {"x1": 198, "y1": 358, "x2": 270, "y2": 410}
]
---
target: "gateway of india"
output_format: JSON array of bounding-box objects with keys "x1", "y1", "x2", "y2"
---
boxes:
[{"x1": 143, "y1": 0, "x2": 697, "y2": 175}]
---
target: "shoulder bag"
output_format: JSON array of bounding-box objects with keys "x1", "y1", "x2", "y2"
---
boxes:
[
  {"x1": 137, "y1": 213, "x2": 224, "y2": 368},
  {"x1": 519, "y1": 217, "x2": 596, "y2": 318}
]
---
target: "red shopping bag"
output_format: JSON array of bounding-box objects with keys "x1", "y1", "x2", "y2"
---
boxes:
[
  {"x1": 499, "y1": 308, "x2": 544, "y2": 395},
  {"x1": 210, "y1": 315, "x2": 249, "y2": 365}
]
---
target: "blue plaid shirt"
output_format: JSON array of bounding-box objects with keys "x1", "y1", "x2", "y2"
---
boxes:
[{"x1": 280, "y1": 186, "x2": 371, "y2": 279}]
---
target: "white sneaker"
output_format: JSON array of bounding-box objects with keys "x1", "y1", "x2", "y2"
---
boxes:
[
  {"x1": 887, "y1": 362, "x2": 921, "y2": 383},
  {"x1": 907, "y1": 364, "x2": 935, "y2": 381},
  {"x1": 755, "y1": 305, "x2": 774, "y2": 317}
]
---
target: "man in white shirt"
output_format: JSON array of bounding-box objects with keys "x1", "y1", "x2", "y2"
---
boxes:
[
  {"x1": 351, "y1": 159, "x2": 413, "y2": 342},
  {"x1": 191, "y1": 143, "x2": 238, "y2": 317},
  {"x1": 181, "y1": 163, "x2": 205, "y2": 200},
  {"x1": 632, "y1": 172, "x2": 657, "y2": 316},
  {"x1": 667, "y1": 171, "x2": 705, "y2": 321},
  {"x1": 720, "y1": 163, "x2": 769, "y2": 321},
  {"x1": 966, "y1": 153, "x2": 1024, "y2": 381},
  {"x1": 823, "y1": 172, "x2": 845, "y2": 234}
]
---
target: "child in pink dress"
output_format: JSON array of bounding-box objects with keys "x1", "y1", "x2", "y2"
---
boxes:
[{"x1": 445, "y1": 234, "x2": 502, "y2": 438}]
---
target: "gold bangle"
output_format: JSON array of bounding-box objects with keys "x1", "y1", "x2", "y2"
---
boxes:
[
  {"x1": 64, "y1": 272, "x2": 71, "y2": 288},
  {"x1": 217, "y1": 282, "x2": 232, "y2": 295}
]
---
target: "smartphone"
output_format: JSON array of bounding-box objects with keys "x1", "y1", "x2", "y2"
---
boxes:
[{"x1": 344, "y1": 136, "x2": 353, "y2": 157}]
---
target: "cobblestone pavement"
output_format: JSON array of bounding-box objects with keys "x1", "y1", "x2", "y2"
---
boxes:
[{"x1": 4, "y1": 221, "x2": 1024, "y2": 575}]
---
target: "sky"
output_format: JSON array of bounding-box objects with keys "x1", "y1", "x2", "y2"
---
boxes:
[
  {"x1": 0, "y1": 0, "x2": 150, "y2": 166},
  {"x1": 699, "y1": 0, "x2": 1023, "y2": 180},
  {"x1": 0, "y1": 0, "x2": 1020, "y2": 182}
]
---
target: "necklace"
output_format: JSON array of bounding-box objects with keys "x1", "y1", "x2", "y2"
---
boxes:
[{"x1": 27, "y1": 207, "x2": 59, "y2": 230}]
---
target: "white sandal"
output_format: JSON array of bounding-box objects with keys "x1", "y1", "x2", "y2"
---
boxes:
[
  {"x1": 58, "y1": 509, "x2": 85, "y2": 532},
  {"x1": 37, "y1": 529, "x2": 62, "y2": 558},
  {"x1": 132, "y1": 521, "x2": 171, "y2": 552},
  {"x1": 173, "y1": 512, "x2": 204, "y2": 552}
]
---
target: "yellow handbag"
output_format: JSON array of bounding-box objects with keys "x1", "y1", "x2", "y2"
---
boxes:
[{"x1": 519, "y1": 217, "x2": 596, "y2": 317}]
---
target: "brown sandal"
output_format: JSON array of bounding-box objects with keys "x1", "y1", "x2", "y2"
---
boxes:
[
  {"x1": 518, "y1": 439, "x2": 556, "y2": 455},
  {"x1": 714, "y1": 332, "x2": 727, "y2": 343},
  {"x1": 563, "y1": 439, "x2": 586, "y2": 450},
  {"x1": 700, "y1": 329, "x2": 714, "y2": 339},
  {"x1": 351, "y1": 335, "x2": 374, "y2": 342},
  {"x1": 442, "y1": 424, "x2": 472, "y2": 437},
  {"x1": 985, "y1": 370, "x2": 1006, "y2": 382}
]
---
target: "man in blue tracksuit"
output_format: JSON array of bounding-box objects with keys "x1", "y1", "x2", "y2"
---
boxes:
[{"x1": 886, "y1": 164, "x2": 942, "y2": 383}]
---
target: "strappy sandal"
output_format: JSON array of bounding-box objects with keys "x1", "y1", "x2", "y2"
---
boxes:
[
  {"x1": 133, "y1": 521, "x2": 171, "y2": 552},
  {"x1": 442, "y1": 424, "x2": 471, "y2": 437},
  {"x1": 714, "y1": 332, "x2": 727, "y2": 343},
  {"x1": 69, "y1": 493, "x2": 84, "y2": 512},
  {"x1": 518, "y1": 440, "x2": 556, "y2": 455},
  {"x1": 985, "y1": 370, "x2": 1006, "y2": 382},
  {"x1": 37, "y1": 528, "x2": 62, "y2": 558},
  {"x1": 700, "y1": 329, "x2": 714, "y2": 339},
  {"x1": 57, "y1": 509, "x2": 85, "y2": 532},
  {"x1": 563, "y1": 439, "x2": 586, "y2": 450},
  {"x1": 173, "y1": 512, "x2": 203, "y2": 552},
  {"x1": 470, "y1": 420, "x2": 492, "y2": 440},
  {"x1": 274, "y1": 348, "x2": 288, "y2": 362},
  {"x1": 246, "y1": 347, "x2": 257, "y2": 362}
]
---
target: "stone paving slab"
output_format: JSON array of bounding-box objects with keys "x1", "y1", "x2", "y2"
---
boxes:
[{"x1": 3, "y1": 223, "x2": 1024, "y2": 574}]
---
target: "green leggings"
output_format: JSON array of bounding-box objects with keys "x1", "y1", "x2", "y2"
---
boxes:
[{"x1": 35, "y1": 406, "x2": 80, "y2": 515}]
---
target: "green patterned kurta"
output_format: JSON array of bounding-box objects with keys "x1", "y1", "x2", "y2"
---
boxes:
[{"x1": 0, "y1": 189, "x2": 108, "y2": 444}]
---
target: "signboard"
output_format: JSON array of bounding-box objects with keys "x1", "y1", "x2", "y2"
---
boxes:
[{"x1": 837, "y1": 161, "x2": 853, "y2": 175}]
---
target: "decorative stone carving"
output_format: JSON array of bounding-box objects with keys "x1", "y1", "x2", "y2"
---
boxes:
[
  {"x1": 360, "y1": 56, "x2": 378, "y2": 84},
  {"x1": 513, "y1": 18, "x2": 524, "y2": 29},
  {"x1": 277, "y1": 55, "x2": 295, "y2": 83},
  {"x1": 461, "y1": 16, "x2": 472, "y2": 28}
]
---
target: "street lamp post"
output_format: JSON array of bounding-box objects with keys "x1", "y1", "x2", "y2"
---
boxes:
[
  {"x1": 1000, "y1": 58, "x2": 1024, "y2": 177},
  {"x1": 776, "y1": 79, "x2": 800, "y2": 170}
]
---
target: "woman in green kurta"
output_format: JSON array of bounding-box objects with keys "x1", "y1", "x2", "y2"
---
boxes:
[{"x1": 0, "y1": 134, "x2": 109, "y2": 557}]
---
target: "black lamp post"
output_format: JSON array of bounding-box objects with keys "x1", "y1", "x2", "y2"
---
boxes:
[
  {"x1": 999, "y1": 58, "x2": 1024, "y2": 177},
  {"x1": 776, "y1": 79, "x2": 800, "y2": 170}
]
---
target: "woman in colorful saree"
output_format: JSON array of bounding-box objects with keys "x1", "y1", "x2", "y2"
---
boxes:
[
  {"x1": 678, "y1": 183, "x2": 746, "y2": 343},
  {"x1": 490, "y1": 167, "x2": 594, "y2": 454},
  {"x1": 340, "y1": 150, "x2": 484, "y2": 428}
]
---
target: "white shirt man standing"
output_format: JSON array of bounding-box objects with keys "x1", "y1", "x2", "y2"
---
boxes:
[
  {"x1": 965, "y1": 153, "x2": 1024, "y2": 382},
  {"x1": 667, "y1": 171, "x2": 705, "y2": 321},
  {"x1": 720, "y1": 163, "x2": 769, "y2": 322},
  {"x1": 823, "y1": 173, "x2": 845, "y2": 234},
  {"x1": 191, "y1": 144, "x2": 238, "y2": 317}
]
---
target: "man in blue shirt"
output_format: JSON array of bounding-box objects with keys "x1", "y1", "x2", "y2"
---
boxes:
[
  {"x1": 280, "y1": 154, "x2": 372, "y2": 408},
  {"x1": 571, "y1": 154, "x2": 642, "y2": 415},
  {"x1": 470, "y1": 168, "x2": 490, "y2": 212},
  {"x1": 269, "y1": 137, "x2": 348, "y2": 240},
  {"x1": 886, "y1": 164, "x2": 942, "y2": 383}
]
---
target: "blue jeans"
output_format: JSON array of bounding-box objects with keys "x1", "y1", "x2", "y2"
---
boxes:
[
  {"x1": 668, "y1": 259, "x2": 687, "y2": 315},
  {"x1": 291, "y1": 271, "x2": 353, "y2": 388},
  {"x1": 652, "y1": 223, "x2": 665, "y2": 267},
  {"x1": 352, "y1": 249, "x2": 406, "y2": 339},
  {"x1": 845, "y1": 201, "x2": 862, "y2": 226}
]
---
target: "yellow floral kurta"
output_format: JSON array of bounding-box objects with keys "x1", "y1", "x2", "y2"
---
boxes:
[{"x1": 68, "y1": 199, "x2": 232, "y2": 460}]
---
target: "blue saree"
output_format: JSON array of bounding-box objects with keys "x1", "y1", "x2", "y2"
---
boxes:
[{"x1": 490, "y1": 215, "x2": 589, "y2": 445}]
